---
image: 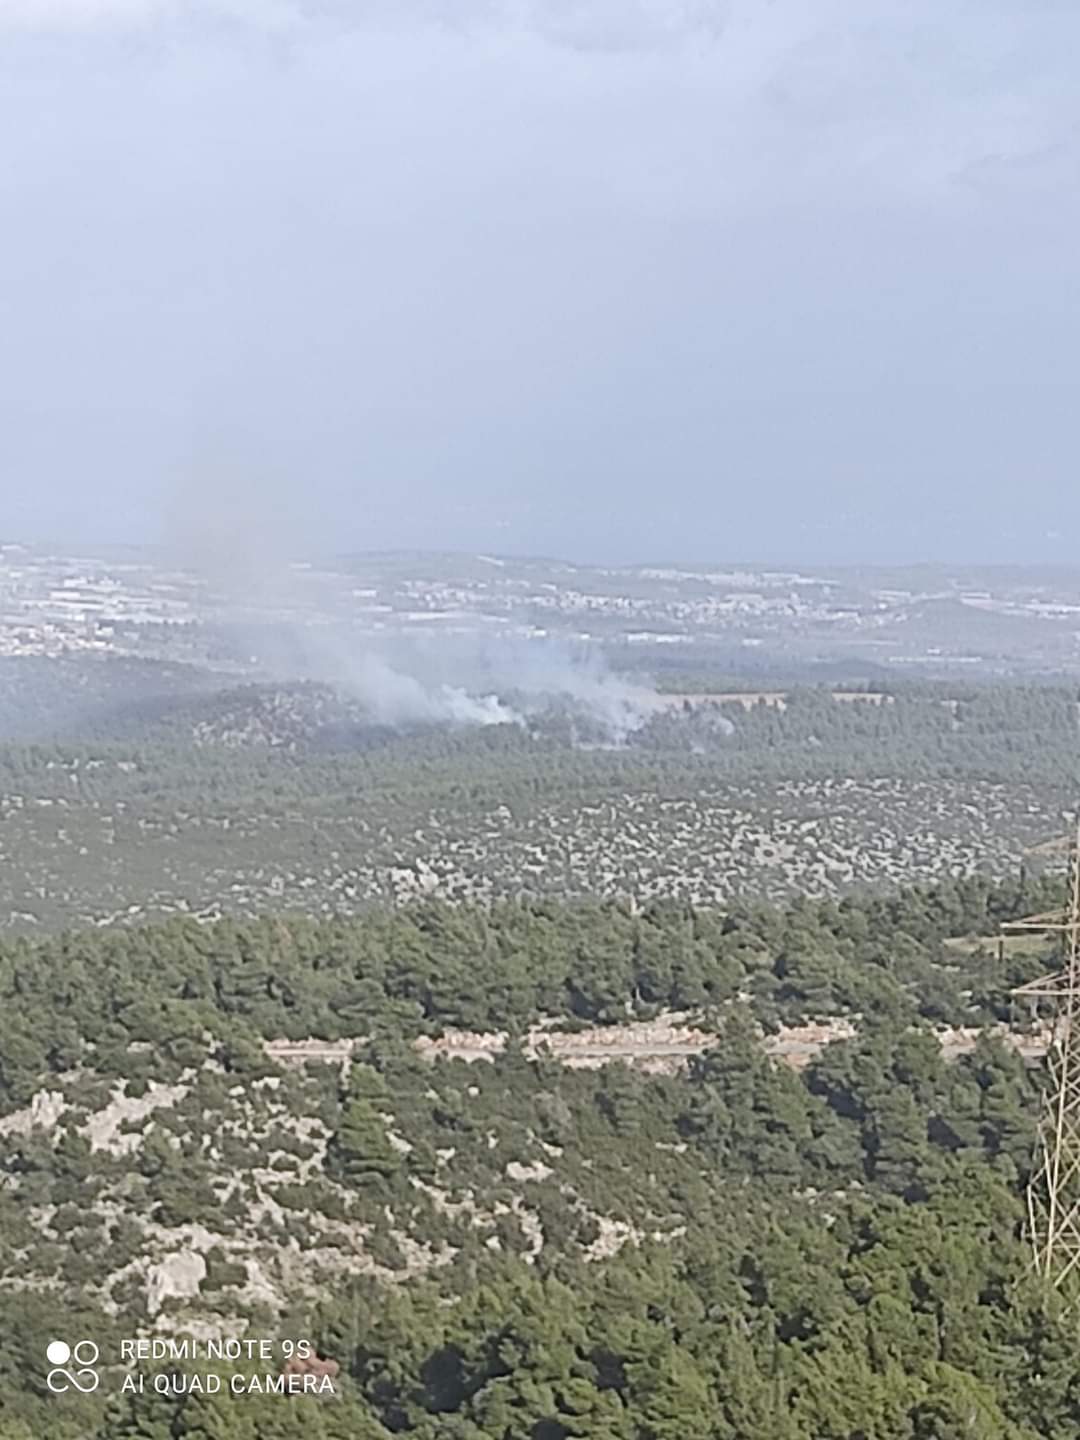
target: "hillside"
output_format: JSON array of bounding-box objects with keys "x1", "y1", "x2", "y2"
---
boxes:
[
  {"x1": 0, "y1": 678, "x2": 1077, "y2": 931},
  {"x1": 0, "y1": 876, "x2": 1074, "y2": 1437}
]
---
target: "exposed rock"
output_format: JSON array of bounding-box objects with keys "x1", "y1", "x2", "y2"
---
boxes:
[
  {"x1": 0, "y1": 1089, "x2": 66, "y2": 1137},
  {"x1": 84, "y1": 1081, "x2": 190, "y2": 1155},
  {"x1": 146, "y1": 1249, "x2": 207, "y2": 1317}
]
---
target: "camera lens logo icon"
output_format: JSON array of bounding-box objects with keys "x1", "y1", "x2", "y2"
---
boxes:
[{"x1": 46, "y1": 1340, "x2": 100, "y2": 1394}]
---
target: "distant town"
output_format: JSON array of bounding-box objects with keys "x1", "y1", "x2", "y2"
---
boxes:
[{"x1": 3, "y1": 541, "x2": 1080, "y2": 680}]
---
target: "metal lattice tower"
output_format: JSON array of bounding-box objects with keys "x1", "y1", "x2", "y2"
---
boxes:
[{"x1": 1003, "y1": 814, "x2": 1080, "y2": 1303}]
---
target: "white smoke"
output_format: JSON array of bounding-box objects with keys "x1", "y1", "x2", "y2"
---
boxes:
[
  {"x1": 492, "y1": 641, "x2": 660, "y2": 741},
  {"x1": 378, "y1": 637, "x2": 656, "y2": 740},
  {"x1": 349, "y1": 653, "x2": 517, "y2": 728},
  {"x1": 161, "y1": 471, "x2": 659, "y2": 741},
  {"x1": 271, "y1": 628, "x2": 658, "y2": 741}
]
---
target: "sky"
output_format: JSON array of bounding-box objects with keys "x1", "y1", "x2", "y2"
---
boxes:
[{"x1": 0, "y1": 0, "x2": 1077, "y2": 565}]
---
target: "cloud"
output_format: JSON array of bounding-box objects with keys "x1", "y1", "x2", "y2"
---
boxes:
[
  {"x1": 1, "y1": 0, "x2": 1077, "y2": 562},
  {"x1": 0, "y1": 0, "x2": 729, "y2": 43},
  {"x1": 0, "y1": 0, "x2": 309, "y2": 29},
  {"x1": 0, "y1": 0, "x2": 166, "y2": 24},
  {"x1": 510, "y1": 0, "x2": 728, "y2": 53}
]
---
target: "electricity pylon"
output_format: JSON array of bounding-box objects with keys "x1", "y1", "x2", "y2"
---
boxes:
[{"x1": 1003, "y1": 814, "x2": 1080, "y2": 1304}]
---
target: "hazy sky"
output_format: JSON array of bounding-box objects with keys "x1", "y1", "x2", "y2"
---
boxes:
[{"x1": 1, "y1": 0, "x2": 1077, "y2": 564}]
